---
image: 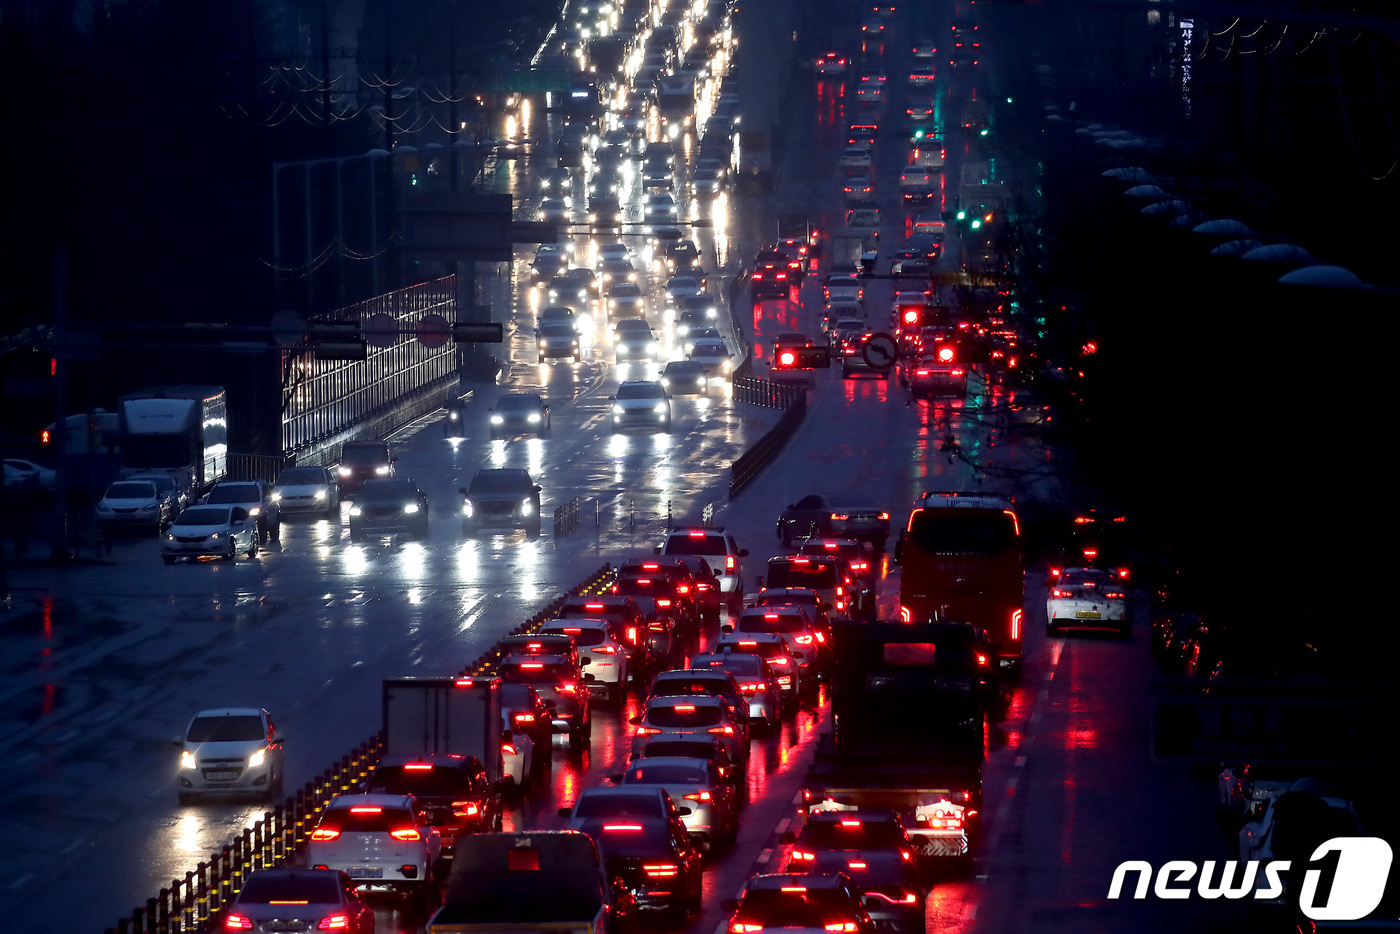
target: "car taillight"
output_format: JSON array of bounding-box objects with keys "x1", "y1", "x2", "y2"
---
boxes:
[
  {"x1": 825, "y1": 924, "x2": 858, "y2": 932},
  {"x1": 1105, "y1": 591, "x2": 1125, "y2": 599},
  {"x1": 740, "y1": 682, "x2": 760, "y2": 693},
  {"x1": 777, "y1": 676, "x2": 792, "y2": 686},
  {"x1": 502, "y1": 743, "x2": 517, "y2": 755},
  {"x1": 452, "y1": 802, "x2": 481, "y2": 818},
  {"x1": 627, "y1": 626, "x2": 640, "y2": 643},
  {"x1": 708, "y1": 725, "x2": 735, "y2": 735},
  {"x1": 636, "y1": 726, "x2": 663, "y2": 736},
  {"x1": 225, "y1": 916, "x2": 253, "y2": 931},
  {"x1": 677, "y1": 585, "x2": 690, "y2": 594},
  {"x1": 558, "y1": 683, "x2": 578, "y2": 694},
  {"x1": 726, "y1": 556, "x2": 736, "y2": 570},
  {"x1": 684, "y1": 791, "x2": 712, "y2": 802},
  {"x1": 1117, "y1": 567, "x2": 1131, "y2": 580},
  {"x1": 977, "y1": 653, "x2": 988, "y2": 666},
  {"x1": 644, "y1": 862, "x2": 680, "y2": 878},
  {"x1": 795, "y1": 635, "x2": 814, "y2": 644},
  {"x1": 514, "y1": 713, "x2": 535, "y2": 724},
  {"x1": 603, "y1": 823, "x2": 643, "y2": 831},
  {"x1": 1050, "y1": 567, "x2": 1062, "y2": 577},
  {"x1": 390, "y1": 828, "x2": 423, "y2": 841},
  {"x1": 594, "y1": 645, "x2": 617, "y2": 654},
  {"x1": 731, "y1": 923, "x2": 765, "y2": 933},
  {"x1": 657, "y1": 599, "x2": 673, "y2": 607},
  {"x1": 318, "y1": 915, "x2": 351, "y2": 930},
  {"x1": 309, "y1": 828, "x2": 340, "y2": 841}
]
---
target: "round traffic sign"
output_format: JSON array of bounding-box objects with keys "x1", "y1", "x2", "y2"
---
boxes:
[
  {"x1": 365, "y1": 313, "x2": 398, "y2": 348},
  {"x1": 416, "y1": 313, "x2": 451, "y2": 349},
  {"x1": 269, "y1": 310, "x2": 307, "y2": 348},
  {"x1": 862, "y1": 332, "x2": 899, "y2": 371}
]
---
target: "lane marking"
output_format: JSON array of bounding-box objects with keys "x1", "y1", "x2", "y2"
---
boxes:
[
  {"x1": 756, "y1": 847, "x2": 772, "y2": 866},
  {"x1": 1014, "y1": 755, "x2": 1026, "y2": 769},
  {"x1": 8, "y1": 873, "x2": 34, "y2": 890}
]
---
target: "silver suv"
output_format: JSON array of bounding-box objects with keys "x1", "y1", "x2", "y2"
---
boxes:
[{"x1": 655, "y1": 526, "x2": 748, "y2": 608}]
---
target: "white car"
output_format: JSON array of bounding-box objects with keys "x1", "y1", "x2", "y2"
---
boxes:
[
  {"x1": 308, "y1": 793, "x2": 442, "y2": 899},
  {"x1": 644, "y1": 192, "x2": 679, "y2": 225},
  {"x1": 607, "y1": 281, "x2": 647, "y2": 319},
  {"x1": 173, "y1": 707, "x2": 284, "y2": 804},
  {"x1": 595, "y1": 241, "x2": 631, "y2": 269},
  {"x1": 541, "y1": 620, "x2": 630, "y2": 702},
  {"x1": 95, "y1": 479, "x2": 171, "y2": 533},
  {"x1": 629, "y1": 694, "x2": 746, "y2": 764},
  {"x1": 500, "y1": 711, "x2": 535, "y2": 790},
  {"x1": 272, "y1": 465, "x2": 341, "y2": 518},
  {"x1": 825, "y1": 275, "x2": 864, "y2": 305},
  {"x1": 688, "y1": 340, "x2": 734, "y2": 381},
  {"x1": 730, "y1": 605, "x2": 824, "y2": 672},
  {"x1": 839, "y1": 146, "x2": 873, "y2": 168},
  {"x1": 161, "y1": 504, "x2": 260, "y2": 563},
  {"x1": 713, "y1": 630, "x2": 801, "y2": 707},
  {"x1": 1045, "y1": 566, "x2": 1128, "y2": 634},
  {"x1": 611, "y1": 380, "x2": 672, "y2": 432},
  {"x1": 3, "y1": 457, "x2": 56, "y2": 490},
  {"x1": 613, "y1": 320, "x2": 660, "y2": 362},
  {"x1": 664, "y1": 275, "x2": 704, "y2": 308},
  {"x1": 538, "y1": 197, "x2": 571, "y2": 223},
  {"x1": 655, "y1": 526, "x2": 748, "y2": 600},
  {"x1": 616, "y1": 756, "x2": 739, "y2": 850}
]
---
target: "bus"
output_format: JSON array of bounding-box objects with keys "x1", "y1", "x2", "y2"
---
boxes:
[{"x1": 895, "y1": 492, "x2": 1025, "y2": 670}]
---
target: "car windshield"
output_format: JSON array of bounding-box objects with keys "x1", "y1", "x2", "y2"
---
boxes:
[
  {"x1": 318, "y1": 806, "x2": 415, "y2": 833},
  {"x1": 187, "y1": 714, "x2": 264, "y2": 742},
  {"x1": 470, "y1": 471, "x2": 532, "y2": 493},
  {"x1": 105, "y1": 482, "x2": 156, "y2": 498},
  {"x1": 768, "y1": 563, "x2": 838, "y2": 588},
  {"x1": 499, "y1": 662, "x2": 571, "y2": 685},
  {"x1": 367, "y1": 765, "x2": 473, "y2": 796},
  {"x1": 626, "y1": 763, "x2": 708, "y2": 784},
  {"x1": 544, "y1": 627, "x2": 607, "y2": 647},
  {"x1": 616, "y1": 384, "x2": 663, "y2": 400},
  {"x1": 572, "y1": 794, "x2": 663, "y2": 819},
  {"x1": 646, "y1": 704, "x2": 724, "y2": 727},
  {"x1": 340, "y1": 445, "x2": 388, "y2": 465},
  {"x1": 638, "y1": 741, "x2": 718, "y2": 761},
  {"x1": 540, "y1": 323, "x2": 576, "y2": 337},
  {"x1": 205, "y1": 485, "x2": 258, "y2": 504},
  {"x1": 585, "y1": 821, "x2": 673, "y2": 859},
  {"x1": 174, "y1": 507, "x2": 232, "y2": 526},
  {"x1": 652, "y1": 677, "x2": 730, "y2": 698},
  {"x1": 664, "y1": 362, "x2": 703, "y2": 375},
  {"x1": 238, "y1": 874, "x2": 341, "y2": 904},
  {"x1": 665, "y1": 535, "x2": 725, "y2": 555},
  {"x1": 276, "y1": 468, "x2": 326, "y2": 485},
  {"x1": 357, "y1": 481, "x2": 416, "y2": 502},
  {"x1": 692, "y1": 654, "x2": 764, "y2": 676},
  {"x1": 497, "y1": 396, "x2": 542, "y2": 412}
]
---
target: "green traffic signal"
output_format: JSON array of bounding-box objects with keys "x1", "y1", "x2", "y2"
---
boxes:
[
  {"x1": 970, "y1": 219, "x2": 982, "y2": 229},
  {"x1": 956, "y1": 210, "x2": 967, "y2": 221}
]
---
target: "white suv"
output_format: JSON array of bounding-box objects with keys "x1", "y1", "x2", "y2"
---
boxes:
[
  {"x1": 308, "y1": 794, "x2": 442, "y2": 901},
  {"x1": 173, "y1": 707, "x2": 284, "y2": 804},
  {"x1": 655, "y1": 526, "x2": 749, "y2": 607}
]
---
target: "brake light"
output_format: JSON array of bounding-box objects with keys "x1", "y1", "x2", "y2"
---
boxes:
[
  {"x1": 309, "y1": 828, "x2": 340, "y2": 841},
  {"x1": 520, "y1": 663, "x2": 544, "y2": 669},
  {"x1": 782, "y1": 886, "x2": 808, "y2": 893},
  {"x1": 708, "y1": 725, "x2": 735, "y2": 735},
  {"x1": 731, "y1": 924, "x2": 764, "y2": 933},
  {"x1": 904, "y1": 310, "x2": 919, "y2": 324},
  {"x1": 739, "y1": 640, "x2": 759, "y2": 646},
  {"x1": 1082, "y1": 548, "x2": 1099, "y2": 559},
  {"x1": 1051, "y1": 589, "x2": 1071, "y2": 598},
  {"x1": 825, "y1": 924, "x2": 858, "y2": 932},
  {"x1": 268, "y1": 901, "x2": 309, "y2": 906},
  {"x1": 594, "y1": 645, "x2": 617, "y2": 654},
  {"x1": 348, "y1": 806, "x2": 382, "y2": 814},
  {"x1": 674, "y1": 704, "x2": 697, "y2": 712},
  {"x1": 677, "y1": 585, "x2": 690, "y2": 594},
  {"x1": 225, "y1": 916, "x2": 253, "y2": 931},
  {"x1": 790, "y1": 849, "x2": 816, "y2": 861},
  {"x1": 1105, "y1": 591, "x2": 1125, "y2": 599},
  {"x1": 644, "y1": 862, "x2": 680, "y2": 878},
  {"x1": 688, "y1": 530, "x2": 706, "y2": 537},
  {"x1": 816, "y1": 632, "x2": 825, "y2": 643},
  {"x1": 452, "y1": 802, "x2": 481, "y2": 818},
  {"x1": 865, "y1": 891, "x2": 918, "y2": 905},
  {"x1": 657, "y1": 599, "x2": 673, "y2": 607},
  {"x1": 777, "y1": 676, "x2": 792, "y2": 686},
  {"x1": 514, "y1": 713, "x2": 535, "y2": 723},
  {"x1": 684, "y1": 791, "x2": 712, "y2": 802},
  {"x1": 977, "y1": 654, "x2": 988, "y2": 666},
  {"x1": 636, "y1": 726, "x2": 663, "y2": 736},
  {"x1": 502, "y1": 743, "x2": 517, "y2": 755},
  {"x1": 795, "y1": 635, "x2": 814, "y2": 645},
  {"x1": 603, "y1": 823, "x2": 643, "y2": 831},
  {"x1": 318, "y1": 917, "x2": 351, "y2": 931},
  {"x1": 899, "y1": 605, "x2": 912, "y2": 622},
  {"x1": 840, "y1": 819, "x2": 862, "y2": 827},
  {"x1": 627, "y1": 626, "x2": 639, "y2": 643},
  {"x1": 1117, "y1": 567, "x2": 1132, "y2": 580},
  {"x1": 403, "y1": 763, "x2": 433, "y2": 771},
  {"x1": 558, "y1": 683, "x2": 578, "y2": 694},
  {"x1": 585, "y1": 603, "x2": 605, "y2": 610},
  {"x1": 390, "y1": 828, "x2": 423, "y2": 841},
  {"x1": 1050, "y1": 567, "x2": 1062, "y2": 577},
  {"x1": 726, "y1": 556, "x2": 736, "y2": 570},
  {"x1": 739, "y1": 682, "x2": 761, "y2": 693},
  {"x1": 847, "y1": 861, "x2": 867, "y2": 869}
]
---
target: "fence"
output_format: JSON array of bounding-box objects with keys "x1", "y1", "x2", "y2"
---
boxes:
[
  {"x1": 732, "y1": 376, "x2": 804, "y2": 409},
  {"x1": 729, "y1": 383, "x2": 808, "y2": 499},
  {"x1": 225, "y1": 453, "x2": 295, "y2": 485}
]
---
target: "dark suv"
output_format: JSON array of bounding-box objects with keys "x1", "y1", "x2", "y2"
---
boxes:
[
  {"x1": 337, "y1": 440, "x2": 395, "y2": 496},
  {"x1": 364, "y1": 754, "x2": 502, "y2": 852},
  {"x1": 460, "y1": 468, "x2": 543, "y2": 539}
]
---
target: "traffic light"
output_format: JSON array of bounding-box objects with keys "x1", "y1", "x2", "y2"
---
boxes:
[
  {"x1": 897, "y1": 303, "x2": 940, "y2": 329},
  {"x1": 774, "y1": 346, "x2": 831, "y2": 368}
]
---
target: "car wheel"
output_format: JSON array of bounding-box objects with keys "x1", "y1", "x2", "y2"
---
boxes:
[
  {"x1": 246, "y1": 536, "x2": 258, "y2": 558},
  {"x1": 223, "y1": 541, "x2": 236, "y2": 561},
  {"x1": 162, "y1": 555, "x2": 176, "y2": 565},
  {"x1": 270, "y1": 521, "x2": 280, "y2": 542},
  {"x1": 527, "y1": 521, "x2": 541, "y2": 540},
  {"x1": 569, "y1": 720, "x2": 587, "y2": 750}
]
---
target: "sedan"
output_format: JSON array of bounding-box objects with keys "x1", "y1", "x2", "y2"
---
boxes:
[
  {"x1": 840, "y1": 146, "x2": 874, "y2": 168},
  {"x1": 537, "y1": 322, "x2": 582, "y2": 363},
  {"x1": 777, "y1": 494, "x2": 891, "y2": 549},
  {"x1": 572, "y1": 816, "x2": 705, "y2": 919},
  {"x1": 688, "y1": 339, "x2": 733, "y2": 380},
  {"x1": 489, "y1": 393, "x2": 551, "y2": 438},
  {"x1": 688, "y1": 652, "x2": 784, "y2": 730},
  {"x1": 607, "y1": 282, "x2": 647, "y2": 319},
  {"x1": 348, "y1": 478, "x2": 429, "y2": 542},
  {"x1": 612, "y1": 381, "x2": 671, "y2": 432},
  {"x1": 307, "y1": 794, "x2": 442, "y2": 902},
  {"x1": 661, "y1": 360, "x2": 709, "y2": 396},
  {"x1": 271, "y1": 465, "x2": 340, "y2": 519},
  {"x1": 96, "y1": 479, "x2": 172, "y2": 534},
  {"x1": 161, "y1": 505, "x2": 259, "y2": 563},
  {"x1": 3, "y1": 457, "x2": 55, "y2": 491},
  {"x1": 537, "y1": 197, "x2": 571, "y2": 224},
  {"x1": 664, "y1": 275, "x2": 704, "y2": 309},
  {"x1": 613, "y1": 320, "x2": 660, "y2": 362},
  {"x1": 615, "y1": 756, "x2": 739, "y2": 851},
  {"x1": 222, "y1": 869, "x2": 374, "y2": 934},
  {"x1": 631, "y1": 694, "x2": 746, "y2": 764},
  {"x1": 1045, "y1": 567, "x2": 1128, "y2": 634}
]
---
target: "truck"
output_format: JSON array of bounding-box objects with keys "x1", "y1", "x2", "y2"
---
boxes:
[
  {"x1": 801, "y1": 620, "x2": 986, "y2": 867},
  {"x1": 957, "y1": 160, "x2": 1004, "y2": 222},
  {"x1": 655, "y1": 75, "x2": 696, "y2": 138},
  {"x1": 117, "y1": 385, "x2": 227, "y2": 499},
  {"x1": 383, "y1": 676, "x2": 505, "y2": 786},
  {"x1": 428, "y1": 831, "x2": 620, "y2": 934},
  {"x1": 825, "y1": 227, "x2": 875, "y2": 272}
]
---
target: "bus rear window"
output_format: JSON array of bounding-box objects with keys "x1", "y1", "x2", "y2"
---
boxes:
[{"x1": 907, "y1": 512, "x2": 1016, "y2": 555}]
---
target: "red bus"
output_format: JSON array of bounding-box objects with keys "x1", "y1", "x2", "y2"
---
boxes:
[{"x1": 895, "y1": 492, "x2": 1025, "y2": 669}]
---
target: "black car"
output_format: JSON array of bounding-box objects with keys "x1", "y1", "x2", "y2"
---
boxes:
[
  {"x1": 661, "y1": 360, "x2": 708, "y2": 396},
  {"x1": 501, "y1": 682, "x2": 554, "y2": 775},
  {"x1": 223, "y1": 869, "x2": 374, "y2": 934},
  {"x1": 777, "y1": 494, "x2": 891, "y2": 549},
  {"x1": 349, "y1": 478, "x2": 429, "y2": 541},
  {"x1": 724, "y1": 873, "x2": 875, "y2": 934},
  {"x1": 461, "y1": 468, "x2": 543, "y2": 538},
  {"x1": 490, "y1": 393, "x2": 551, "y2": 439},
  {"x1": 204, "y1": 480, "x2": 281, "y2": 543},
  {"x1": 364, "y1": 753, "x2": 503, "y2": 851},
  {"x1": 337, "y1": 439, "x2": 395, "y2": 496},
  {"x1": 572, "y1": 816, "x2": 704, "y2": 919}
]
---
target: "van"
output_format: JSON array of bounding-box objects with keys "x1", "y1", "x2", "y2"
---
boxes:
[{"x1": 337, "y1": 440, "x2": 394, "y2": 496}]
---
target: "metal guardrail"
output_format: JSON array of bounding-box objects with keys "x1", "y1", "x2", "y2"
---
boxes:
[
  {"x1": 553, "y1": 496, "x2": 582, "y2": 538},
  {"x1": 729, "y1": 388, "x2": 808, "y2": 500},
  {"x1": 732, "y1": 376, "x2": 804, "y2": 409},
  {"x1": 225, "y1": 453, "x2": 295, "y2": 485}
]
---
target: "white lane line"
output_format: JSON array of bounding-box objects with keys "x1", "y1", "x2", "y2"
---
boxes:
[
  {"x1": 61, "y1": 839, "x2": 85, "y2": 854},
  {"x1": 1014, "y1": 755, "x2": 1027, "y2": 769},
  {"x1": 756, "y1": 847, "x2": 772, "y2": 866},
  {"x1": 8, "y1": 873, "x2": 34, "y2": 890},
  {"x1": 1051, "y1": 641, "x2": 1064, "y2": 666},
  {"x1": 1006, "y1": 776, "x2": 1019, "y2": 793},
  {"x1": 775, "y1": 818, "x2": 789, "y2": 835}
]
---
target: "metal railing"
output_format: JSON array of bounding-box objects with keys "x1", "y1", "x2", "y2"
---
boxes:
[
  {"x1": 732, "y1": 376, "x2": 804, "y2": 409},
  {"x1": 729, "y1": 386, "x2": 808, "y2": 499},
  {"x1": 553, "y1": 496, "x2": 582, "y2": 538},
  {"x1": 225, "y1": 453, "x2": 295, "y2": 485}
]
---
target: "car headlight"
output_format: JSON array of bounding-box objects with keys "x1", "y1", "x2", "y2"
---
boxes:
[
  {"x1": 270, "y1": 492, "x2": 282, "y2": 502},
  {"x1": 248, "y1": 748, "x2": 266, "y2": 769},
  {"x1": 96, "y1": 503, "x2": 113, "y2": 513},
  {"x1": 655, "y1": 403, "x2": 667, "y2": 414},
  {"x1": 722, "y1": 360, "x2": 732, "y2": 372},
  {"x1": 648, "y1": 342, "x2": 658, "y2": 351},
  {"x1": 491, "y1": 414, "x2": 505, "y2": 424},
  {"x1": 375, "y1": 465, "x2": 391, "y2": 475},
  {"x1": 527, "y1": 413, "x2": 541, "y2": 423},
  {"x1": 349, "y1": 506, "x2": 362, "y2": 517},
  {"x1": 181, "y1": 750, "x2": 196, "y2": 769},
  {"x1": 338, "y1": 466, "x2": 351, "y2": 477},
  {"x1": 521, "y1": 499, "x2": 535, "y2": 515},
  {"x1": 210, "y1": 532, "x2": 221, "y2": 540},
  {"x1": 613, "y1": 404, "x2": 625, "y2": 415},
  {"x1": 314, "y1": 490, "x2": 326, "y2": 501},
  {"x1": 166, "y1": 533, "x2": 175, "y2": 541},
  {"x1": 661, "y1": 378, "x2": 670, "y2": 386},
  {"x1": 462, "y1": 500, "x2": 474, "y2": 517}
]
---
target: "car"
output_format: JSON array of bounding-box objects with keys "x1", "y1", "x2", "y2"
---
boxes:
[
  {"x1": 538, "y1": 197, "x2": 572, "y2": 224},
  {"x1": 460, "y1": 467, "x2": 543, "y2": 538},
  {"x1": 644, "y1": 192, "x2": 679, "y2": 224},
  {"x1": 501, "y1": 682, "x2": 554, "y2": 770},
  {"x1": 531, "y1": 247, "x2": 571, "y2": 283},
  {"x1": 557, "y1": 785, "x2": 689, "y2": 828},
  {"x1": 648, "y1": 668, "x2": 751, "y2": 739},
  {"x1": 783, "y1": 815, "x2": 924, "y2": 934},
  {"x1": 204, "y1": 480, "x2": 281, "y2": 543},
  {"x1": 840, "y1": 146, "x2": 874, "y2": 168},
  {"x1": 595, "y1": 241, "x2": 631, "y2": 268},
  {"x1": 347, "y1": 478, "x2": 429, "y2": 541},
  {"x1": 498, "y1": 655, "x2": 591, "y2": 749},
  {"x1": 600, "y1": 257, "x2": 639, "y2": 289},
  {"x1": 307, "y1": 793, "x2": 443, "y2": 900},
  {"x1": 611, "y1": 381, "x2": 671, "y2": 432},
  {"x1": 613, "y1": 319, "x2": 660, "y2": 362},
  {"x1": 547, "y1": 268, "x2": 600, "y2": 311},
  {"x1": 860, "y1": 15, "x2": 884, "y2": 33},
  {"x1": 161, "y1": 504, "x2": 259, "y2": 563},
  {"x1": 777, "y1": 494, "x2": 891, "y2": 548},
  {"x1": 364, "y1": 754, "x2": 503, "y2": 849},
  {"x1": 271, "y1": 465, "x2": 340, "y2": 519},
  {"x1": 815, "y1": 51, "x2": 849, "y2": 76},
  {"x1": 629, "y1": 736, "x2": 741, "y2": 789},
  {"x1": 612, "y1": 756, "x2": 739, "y2": 851},
  {"x1": 750, "y1": 256, "x2": 793, "y2": 299},
  {"x1": 674, "y1": 309, "x2": 709, "y2": 341},
  {"x1": 565, "y1": 815, "x2": 704, "y2": 919},
  {"x1": 630, "y1": 694, "x2": 746, "y2": 764},
  {"x1": 3, "y1": 457, "x2": 56, "y2": 491},
  {"x1": 661, "y1": 360, "x2": 708, "y2": 396},
  {"x1": 1045, "y1": 566, "x2": 1128, "y2": 634},
  {"x1": 796, "y1": 537, "x2": 878, "y2": 586},
  {"x1": 126, "y1": 470, "x2": 187, "y2": 517},
  {"x1": 906, "y1": 354, "x2": 968, "y2": 399},
  {"x1": 613, "y1": 576, "x2": 693, "y2": 653},
  {"x1": 606, "y1": 281, "x2": 647, "y2": 319},
  {"x1": 95, "y1": 479, "x2": 172, "y2": 534},
  {"x1": 664, "y1": 274, "x2": 704, "y2": 309},
  {"x1": 764, "y1": 554, "x2": 862, "y2": 620},
  {"x1": 641, "y1": 160, "x2": 673, "y2": 190},
  {"x1": 711, "y1": 631, "x2": 801, "y2": 711},
  {"x1": 540, "y1": 619, "x2": 631, "y2": 703},
  {"x1": 784, "y1": 810, "x2": 917, "y2": 867},
  {"x1": 557, "y1": 595, "x2": 652, "y2": 671},
  {"x1": 724, "y1": 873, "x2": 875, "y2": 934},
  {"x1": 688, "y1": 338, "x2": 733, "y2": 380},
  {"x1": 848, "y1": 124, "x2": 878, "y2": 146},
  {"x1": 663, "y1": 555, "x2": 724, "y2": 622},
  {"x1": 692, "y1": 165, "x2": 726, "y2": 194},
  {"x1": 682, "y1": 326, "x2": 723, "y2": 356},
  {"x1": 539, "y1": 166, "x2": 573, "y2": 197},
  {"x1": 587, "y1": 194, "x2": 624, "y2": 229},
  {"x1": 912, "y1": 40, "x2": 936, "y2": 60},
  {"x1": 499, "y1": 710, "x2": 535, "y2": 792},
  {"x1": 843, "y1": 175, "x2": 874, "y2": 201},
  {"x1": 730, "y1": 605, "x2": 827, "y2": 674},
  {"x1": 675, "y1": 292, "x2": 720, "y2": 326},
  {"x1": 654, "y1": 526, "x2": 747, "y2": 604},
  {"x1": 824, "y1": 275, "x2": 864, "y2": 305},
  {"x1": 337, "y1": 439, "x2": 395, "y2": 496},
  {"x1": 222, "y1": 869, "x2": 375, "y2": 934},
  {"x1": 1051, "y1": 508, "x2": 1136, "y2": 580},
  {"x1": 537, "y1": 321, "x2": 583, "y2": 363},
  {"x1": 489, "y1": 393, "x2": 551, "y2": 438},
  {"x1": 173, "y1": 707, "x2": 284, "y2": 804}
]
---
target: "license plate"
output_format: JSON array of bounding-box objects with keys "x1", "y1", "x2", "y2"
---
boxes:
[
  {"x1": 1075, "y1": 610, "x2": 1101, "y2": 619},
  {"x1": 203, "y1": 771, "x2": 238, "y2": 781},
  {"x1": 347, "y1": 866, "x2": 383, "y2": 879}
]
